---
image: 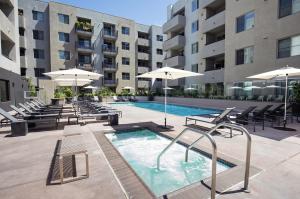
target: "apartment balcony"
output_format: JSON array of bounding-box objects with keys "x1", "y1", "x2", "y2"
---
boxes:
[
  {"x1": 104, "y1": 79, "x2": 118, "y2": 87},
  {"x1": 163, "y1": 55, "x2": 185, "y2": 68},
  {"x1": 200, "y1": 0, "x2": 225, "y2": 9},
  {"x1": 138, "y1": 66, "x2": 150, "y2": 74},
  {"x1": 75, "y1": 23, "x2": 94, "y2": 37},
  {"x1": 19, "y1": 15, "x2": 25, "y2": 28},
  {"x1": 203, "y1": 69, "x2": 224, "y2": 83},
  {"x1": 171, "y1": 0, "x2": 186, "y2": 15},
  {"x1": 102, "y1": 29, "x2": 118, "y2": 40},
  {"x1": 103, "y1": 62, "x2": 118, "y2": 71},
  {"x1": 163, "y1": 35, "x2": 185, "y2": 51},
  {"x1": 0, "y1": 11, "x2": 14, "y2": 40},
  {"x1": 137, "y1": 52, "x2": 149, "y2": 60},
  {"x1": 138, "y1": 80, "x2": 150, "y2": 88},
  {"x1": 163, "y1": 15, "x2": 186, "y2": 34},
  {"x1": 78, "y1": 63, "x2": 93, "y2": 71},
  {"x1": 202, "y1": 10, "x2": 225, "y2": 34},
  {"x1": 76, "y1": 42, "x2": 93, "y2": 53},
  {"x1": 200, "y1": 39, "x2": 225, "y2": 59},
  {"x1": 102, "y1": 46, "x2": 118, "y2": 56},
  {"x1": 137, "y1": 38, "x2": 149, "y2": 46}
]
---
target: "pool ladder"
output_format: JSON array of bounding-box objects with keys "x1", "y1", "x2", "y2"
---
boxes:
[{"x1": 156, "y1": 122, "x2": 252, "y2": 199}]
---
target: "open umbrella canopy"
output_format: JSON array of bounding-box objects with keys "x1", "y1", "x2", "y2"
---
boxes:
[
  {"x1": 244, "y1": 86, "x2": 262, "y2": 90},
  {"x1": 84, "y1": 86, "x2": 98, "y2": 89},
  {"x1": 247, "y1": 66, "x2": 300, "y2": 79},
  {"x1": 123, "y1": 86, "x2": 134, "y2": 90},
  {"x1": 44, "y1": 68, "x2": 102, "y2": 80},
  {"x1": 136, "y1": 67, "x2": 202, "y2": 80},
  {"x1": 185, "y1": 87, "x2": 196, "y2": 90},
  {"x1": 265, "y1": 85, "x2": 281, "y2": 88},
  {"x1": 229, "y1": 86, "x2": 243, "y2": 89},
  {"x1": 54, "y1": 79, "x2": 92, "y2": 86},
  {"x1": 163, "y1": 87, "x2": 174, "y2": 90}
]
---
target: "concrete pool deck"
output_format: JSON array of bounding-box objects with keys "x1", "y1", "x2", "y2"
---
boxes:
[{"x1": 0, "y1": 103, "x2": 300, "y2": 199}]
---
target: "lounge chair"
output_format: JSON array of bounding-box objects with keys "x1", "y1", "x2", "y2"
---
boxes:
[
  {"x1": 185, "y1": 107, "x2": 235, "y2": 126},
  {"x1": 10, "y1": 105, "x2": 60, "y2": 128},
  {"x1": 229, "y1": 106, "x2": 257, "y2": 125},
  {"x1": 19, "y1": 103, "x2": 61, "y2": 115},
  {"x1": 129, "y1": 96, "x2": 137, "y2": 102},
  {"x1": 274, "y1": 95, "x2": 284, "y2": 102},
  {"x1": 250, "y1": 105, "x2": 273, "y2": 131},
  {"x1": 257, "y1": 95, "x2": 265, "y2": 102},
  {"x1": 266, "y1": 95, "x2": 273, "y2": 102}
]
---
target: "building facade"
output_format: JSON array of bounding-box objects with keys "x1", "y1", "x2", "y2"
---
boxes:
[
  {"x1": 0, "y1": 0, "x2": 27, "y2": 110},
  {"x1": 18, "y1": 0, "x2": 165, "y2": 99},
  {"x1": 163, "y1": 0, "x2": 300, "y2": 97}
]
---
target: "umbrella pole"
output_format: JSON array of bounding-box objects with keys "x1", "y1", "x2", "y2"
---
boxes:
[
  {"x1": 164, "y1": 77, "x2": 167, "y2": 128},
  {"x1": 284, "y1": 74, "x2": 288, "y2": 128}
]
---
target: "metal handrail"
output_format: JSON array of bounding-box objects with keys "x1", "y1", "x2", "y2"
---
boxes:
[
  {"x1": 156, "y1": 127, "x2": 217, "y2": 199},
  {"x1": 185, "y1": 122, "x2": 252, "y2": 190}
]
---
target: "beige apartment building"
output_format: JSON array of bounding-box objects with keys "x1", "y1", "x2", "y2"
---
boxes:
[
  {"x1": 18, "y1": 0, "x2": 165, "y2": 98},
  {"x1": 163, "y1": 0, "x2": 300, "y2": 96},
  {"x1": 0, "y1": 0, "x2": 27, "y2": 110}
]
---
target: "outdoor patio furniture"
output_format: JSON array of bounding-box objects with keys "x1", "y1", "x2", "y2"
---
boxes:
[
  {"x1": 229, "y1": 106, "x2": 257, "y2": 126},
  {"x1": 10, "y1": 105, "x2": 60, "y2": 128},
  {"x1": 129, "y1": 96, "x2": 137, "y2": 102},
  {"x1": 0, "y1": 108, "x2": 28, "y2": 136},
  {"x1": 185, "y1": 107, "x2": 235, "y2": 126},
  {"x1": 113, "y1": 96, "x2": 120, "y2": 102},
  {"x1": 19, "y1": 103, "x2": 61, "y2": 116},
  {"x1": 266, "y1": 95, "x2": 274, "y2": 102},
  {"x1": 250, "y1": 105, "x2": 273, "y2": 132},
  {"x1": 274, "y1": 95, "x2": 284, "y2": 102},
  {"x1": 257, "y1": 95, "x2": 265, "y2": 102},
  {"x1": 57, "y1": 135, "x2": 89, "y2": 184}
]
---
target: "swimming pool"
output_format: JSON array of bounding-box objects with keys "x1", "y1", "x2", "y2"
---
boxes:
[
  {"x1": 105, "y1": 129, "x2": 231, "y2": 197},
  {"x1": 110, "y1": 102, "x2": 220, "y2": 116}
]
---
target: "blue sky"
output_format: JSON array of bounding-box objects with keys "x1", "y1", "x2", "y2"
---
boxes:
[{"x1": 46, "y1": 0, "x2": 177, "y2": 25}]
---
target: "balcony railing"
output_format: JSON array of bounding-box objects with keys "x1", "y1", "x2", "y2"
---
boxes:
[
  {"x1": 103, "y1": 62, "x2": 118, "y2": 70},
  {"x1": 104, "y1": 79, "x2": 118, "y2": 85},
  {"x1": 76, "y1": 41, "x2": 93, "y2": 50},
  {"x1": 75, "y1": 22, "x2": 93, "y2": 33},
  {"x1": 102, "y1": 29, "x2": 118, "y2": 38},
  {"x1": 102, "y1": 45, "x2": 118, "y2": 53},
  {"x1": 205, "y1": 65, "x2": 224, "y2": 72}
]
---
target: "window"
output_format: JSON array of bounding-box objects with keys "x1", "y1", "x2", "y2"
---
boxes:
[
  {"x1": 279, "y1": 0, "x2": 300, "y2": 18},
  {"x1": 122, "y1": 57, "x2": 130, "y2": 65},
  {"x1": 122, "y1": 27, "x2": 130, "y2": 35},
  {"x1": 18, "y1": 9, "x2": 24, "y2": 16},
  {"x1": 192, "y1": 42, "x2": 198, "y2": 54},
  {"x1": 236, "y1": 46, "x2": 254, "y2": 65},
  {"x1": 0, "y1": 80, "x2": 10, "y2": 102},
  {"x1": 21, "y1": 68, "x2": 27, "y2": 76},
  {"x1": 20, "y1": 48, "x2": 26, "y2": 56},
  {"x1": 236, "y1": 11, "x2": 255, "y2": 33},
  {"x1": 33, "y1": 30, "x2": 44, "y2": 40},
  {"x1": 192, "y1": 64, "x2": 198, "y2": 72},
  {"x1": 122, "y1": 73, "x2": 130, "y2": 80},
  {"x1": 58, "y1": 32, "x2": 70, "y2": 42},
  {"x1": 78, "y1": 54, "x2": 91, "y2": 64},
  {"x1": 32, "y1": 10, "x2": 44, "y2": 21},
  {"x1": 19, "y1": 27, "x2": 25, "y2": 36},
  {"x1": 58, "y1": 13, "x2": 69, "y2": 24},
  {"x1": 156, "y1": 35, "x2": 163, "y2": 41},
  {"x1": 122, "y1": 42, "x2": 130, "y2": 50},
  {"x1": 192, "y1": 20, "x2": 199, "y2": 33},
  {"x1": 33, "y1": 49, "x2": 45, "y2": 59},
  {"x1": 192, "y1": 0, "x2": 199, "y2": 12},
  {"x1": 58, "y1": 50, "x2": 70, "y2": 60},
  {"x1": 156, "y1": 49, "x2": 163, "y2": 55},
  {"x1": 34, "y1": 68, "x2": 45, "y2": 77},
  {"x1": 278, "y1": 35, "x2": 300, "y2": 58},
  {"x1": 157, "y1": 62, "x2": 163, "y2": 68}
]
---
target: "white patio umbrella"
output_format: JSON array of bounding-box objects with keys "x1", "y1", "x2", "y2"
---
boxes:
[
  {"x1": 137, "y1": 67, "x2": 202, "y2": 128},
  {"x1": 185, "y1": 87, "x2": 196, "y2": 90},
  {"x1": 247, "y1": 66, "x2": 300, "y2": 130},
  {"x1": 123, "y1": 86, "x2": 134, "y2": 90},
  {"x1": 84, "y1": 85, "x2": 98, "y2": 89},
  {"x1": 265, "y1": 85, "x2": 281, "y2": 88},
  {"x1": 44, "y1": 68, "x2": 102, "y2": 99},
  {"x1": 54, "y1": 79, "x2": 92, "y2": 86},
  {"x1": 229, "y1": 86, "x2": 243, "y2": 89}
]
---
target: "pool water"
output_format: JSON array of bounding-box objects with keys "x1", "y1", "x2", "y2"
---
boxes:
[
  {"x1": 110, "y1": 102, "x2": 220, "y2": 116},
  {"x1": 105, "y1": 129, "x2": 231, "y2": 197}
]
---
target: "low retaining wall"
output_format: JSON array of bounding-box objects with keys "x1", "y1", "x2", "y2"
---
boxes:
[{"x1": 154, "y1": 96, "x2": 280, "y2": 111}]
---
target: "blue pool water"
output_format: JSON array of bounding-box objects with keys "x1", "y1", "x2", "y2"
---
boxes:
[
  {"x1": 110, "y1": 102, "x2": 220, "y2": 116},
  {"x1": 105, "y1": 129, "x2": 231, "y2": 197}
]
